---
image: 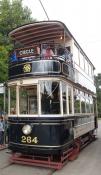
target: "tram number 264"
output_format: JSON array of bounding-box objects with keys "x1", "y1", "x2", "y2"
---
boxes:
[{"x1": 21, "y1": 136, "x2": 38, "y2": 144}]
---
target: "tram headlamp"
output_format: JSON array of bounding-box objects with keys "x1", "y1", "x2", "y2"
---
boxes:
[{"x1": 22, "y1": 125, "x2": 32, "y2": 135}]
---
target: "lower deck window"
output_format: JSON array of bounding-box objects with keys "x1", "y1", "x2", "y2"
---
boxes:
[
  {"x1": 19, "y1": 85, "x2": 37, "y2": 114},
  {"x1": 40, "y1": 81, "x2": 60, "y2": 114},
  {"x1": 9, "y1": 86, "x2": 16, "y2": 114},
  {"x1": 8, "y1": 80, "x2": 74, "y2": 116}
]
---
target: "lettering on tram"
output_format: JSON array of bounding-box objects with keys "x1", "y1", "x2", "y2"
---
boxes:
[
  {"x1": 19, "y1": 49, "x2": 34, "y2": 56},
  {"x1": 8, "y1": 21, "x2": 98, "y2": 169},
  {"x1": 16, "y1": 46, "x2": 39, "y2": 58},
  {"x1": 21, "y1": 136, "x2": 38, "y2": 144}
]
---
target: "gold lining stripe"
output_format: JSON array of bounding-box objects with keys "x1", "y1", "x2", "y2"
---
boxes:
[
  {"x1": 10, "y1": 140, "x2": 72, "y2": 148},
  {"x1": 8, "y1": 122, "x2": 69, "y2": 125}
]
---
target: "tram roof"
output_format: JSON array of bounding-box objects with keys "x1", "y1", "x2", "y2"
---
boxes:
[
  {"x1": 9, "y1": 20, "x2": 72, "y2": 44},
  {"x1": 9, "y1": 20, "x2": 95, "y2": 69}
]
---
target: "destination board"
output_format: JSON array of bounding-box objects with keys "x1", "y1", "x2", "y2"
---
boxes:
[{"x1": 16, "y1": 46, "x2": 40, "y2": 58}]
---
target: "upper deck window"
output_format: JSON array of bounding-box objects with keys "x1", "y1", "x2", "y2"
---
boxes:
[
  {"x1": 85, "y1": 59, "x2": 89, "y2": 74},
  {"x1": 80, "y1": 52, "x2": 85, "y2": 70},
  {"x1": 74, "y1": 44, "x2": 79, "y2": 65}
]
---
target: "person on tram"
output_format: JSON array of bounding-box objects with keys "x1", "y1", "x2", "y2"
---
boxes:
[
  {"x1": 0, "y1": 116, "x2": 4, "y2": 147},
  {"x1": 41, "y1": 44, "x2": 54, "y2": 59}
]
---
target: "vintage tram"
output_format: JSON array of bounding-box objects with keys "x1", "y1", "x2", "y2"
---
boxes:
[{"x1": 8, "y1": 21, "x2": 97, "y2": 169}]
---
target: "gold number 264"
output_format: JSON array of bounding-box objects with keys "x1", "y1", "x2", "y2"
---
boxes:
[{"x1": 21, "y1": 136, "x2": 38, "y2": 144}]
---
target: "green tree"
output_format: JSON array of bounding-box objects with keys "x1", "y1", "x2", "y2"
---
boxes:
[
  {"x1": 95, "y1": 74, "x2": 101, "y2": 118},
  {"x1": 0, "y1": 0, "x2": 34, "y2": 44},
  {"x1": 0, "y1": 0, "x2": 36, "y2": 111},
  {"x1": 0, "y1": 0, "x2": 35, "y2": 82}
]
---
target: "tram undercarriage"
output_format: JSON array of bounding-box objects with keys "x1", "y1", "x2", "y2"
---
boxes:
[{"x1": 9, "y1": 130, "x2": 96, "y2": 170}]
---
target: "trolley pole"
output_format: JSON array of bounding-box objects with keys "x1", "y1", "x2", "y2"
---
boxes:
[{"x1": 38, "y1": 0, "x2": 50, "y2": 20}]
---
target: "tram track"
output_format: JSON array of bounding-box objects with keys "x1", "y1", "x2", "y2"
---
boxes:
[
  {"x1": 0, "y1": 148, "x2": 56, "y2": 175},
  {"x1": 0, "y1": 162, "x2": 14, "y2": 170}
]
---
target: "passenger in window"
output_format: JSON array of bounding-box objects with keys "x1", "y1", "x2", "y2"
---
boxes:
[
  {"x1": 36, "y1": 46, "x2": 40, "y2": 55},
  {"x1": 51, "y1": 91, "x2": 60, "y2": 114},
  {"x1": 57, "y1": 46, "x2": 73, "y2": 64},
  {"x1": 41, "y1": 44, "x2": 54, "y2": 59},
  {"x1": 10, "y1": 50, "x2": 17, "y2": 62},
  {"x1": 10, "y1": 108, "x2": 16, "y2": 114},
  {"x1": 65, "y1": 48, "x2": 73, "y2": 62},
  {"x1": 0, "y1": 116, "x2": 4, "y2": 147},
  {"x1": 57, "y1": 47, "x2": 65, "y2": 60}
]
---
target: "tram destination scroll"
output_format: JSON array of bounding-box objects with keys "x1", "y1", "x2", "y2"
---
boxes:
[{"x1": 16, "y1": 46, "x2": 39, "y2": 58}]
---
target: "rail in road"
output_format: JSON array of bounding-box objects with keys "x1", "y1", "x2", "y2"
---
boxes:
[
  {"x1": 0, "y1": 120, "x2": 101, "y2": 175},
  {"x1": 0, "y1": 149, "x2": 56, "y2": 175}
]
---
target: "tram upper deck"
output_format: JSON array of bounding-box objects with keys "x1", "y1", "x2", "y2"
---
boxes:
[{"x1": 9, "y1": 20, "x2": 96, "y2": 94}]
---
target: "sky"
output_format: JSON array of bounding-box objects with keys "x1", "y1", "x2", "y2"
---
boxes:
[{"x1": 23, "y1": 0, "x2": 101, "y2": 74}]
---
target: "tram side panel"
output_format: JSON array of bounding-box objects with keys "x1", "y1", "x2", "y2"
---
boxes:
[{"x1": 74, "y1": 118, "x2": 95, "y2": 139}]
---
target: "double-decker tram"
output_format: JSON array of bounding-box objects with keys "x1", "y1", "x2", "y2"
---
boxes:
[{"x1": 8, "y1": 21, "x2": 97, "y2": 169}]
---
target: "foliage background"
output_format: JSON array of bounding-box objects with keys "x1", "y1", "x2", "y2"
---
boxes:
[
  {"x1": 95, "y1": 74, "x2": 101, "y2": 118},
  {"x1": 0, "y1": 0, "x2": 35, "y2": 111}
]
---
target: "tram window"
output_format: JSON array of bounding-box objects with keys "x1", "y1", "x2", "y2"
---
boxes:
[
  {"x1": 81, "y1": 97, "x2": 86, "y2": 113},
  {"x1": 40, "y1": 81, "x2": 60, "y2": 114},
  {"x1": 90, "y1": 97, "x2": 94, "y2": 113},
  {"x1": 86, "y1": 97, "x2": 90, "y2": 113},
  {"x1": 89, "y1": 64, "x2": 92, "y2": 77},
  {"x1": 19, "y1": 85, "x2": 37, "y2": 114},
  {"x1": 74, "y1": 89, "x2": 80, "y2": 113},
  {"x1": 74, "y1": 44, "x2": 79, "y2": 65},
  {"x1": 80, "y1": 52, "x2": 85, "y2": 70},
  {"x1": 68, "y1": 86, "x2": 72, "y2": 114},
  {"x1": 10, "y1": 86, "x2": 16, "y2": 114},
  {"x1": 62, "y1": 82, "x2": 67, "y2": 114},
  {"x1": 85, "y1": 59, "x2": 89, "y2": 74}
]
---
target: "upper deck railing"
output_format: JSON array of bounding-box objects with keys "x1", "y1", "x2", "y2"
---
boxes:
[
  {"x1": 8, "y1": 43, "x2": 74, "y2": 81},
  {"x1": 9, "y1": 43, "x2": 73, "y2": 63},
  {"x1": 8, "y1": 43, "x2": 96, "y2": 93}
]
